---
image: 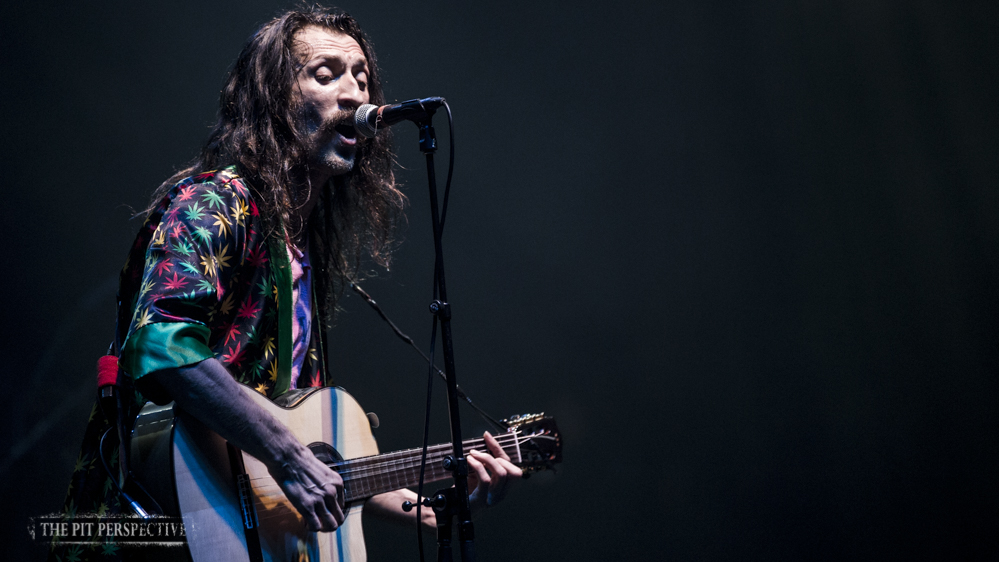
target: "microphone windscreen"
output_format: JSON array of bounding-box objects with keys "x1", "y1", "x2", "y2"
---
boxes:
[{"x1": 354, "y1": 104, "x2": 379, "y2": 138}]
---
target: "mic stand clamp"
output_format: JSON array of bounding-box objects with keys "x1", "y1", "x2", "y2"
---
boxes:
[
  {"x1": 403, "y1": 483, "x2": 467, "y2": 562},
  {"x1": 429, "y1": 300, "x2": 451, "y2": 319}
]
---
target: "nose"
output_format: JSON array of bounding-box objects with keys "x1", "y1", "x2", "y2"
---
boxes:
[{"x1": 338, "y1": 74, "x2": 367, "y2": 110}]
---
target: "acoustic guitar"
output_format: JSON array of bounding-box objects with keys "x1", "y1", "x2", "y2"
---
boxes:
[{"x1": 130, "y1": 384, "x2": 561, "y2": 562}]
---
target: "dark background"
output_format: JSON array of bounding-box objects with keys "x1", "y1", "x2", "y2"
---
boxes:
[{"x1": 2, "y1": 1, "x2": 997, "y2": 560}]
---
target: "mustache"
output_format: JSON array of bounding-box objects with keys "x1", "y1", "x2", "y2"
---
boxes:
[{"x1": 316, "y1": 108, "x2": 357, "y2": 136}]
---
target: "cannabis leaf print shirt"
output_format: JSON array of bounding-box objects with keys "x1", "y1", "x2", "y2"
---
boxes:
[
  {"x1": 50, "y1": 167, "x2": 327, "y2": 562},
  {"x1": 117, "y1": 166, "x2": 326, "y2": 400}
]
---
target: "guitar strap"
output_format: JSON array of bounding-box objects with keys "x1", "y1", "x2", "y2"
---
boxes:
[
  {"x1": 270, "y1": 224, "x2": 333, "y2": 394},
  {"x1": 226, "y1": 443, "x2": 265, "y2": 562},
  {"x1": 267, "y1": 233, "x2": 294, "y2": 397},
  {"x1": 314, "y1": 276, "x2": 331, "y2": 388}
]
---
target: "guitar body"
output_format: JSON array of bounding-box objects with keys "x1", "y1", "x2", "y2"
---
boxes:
[
  {"x1": 132, "y1": 386, "x2": 379, "y2": 562},
  {"x1": 131, "y1": 383, "x2": 561, "y2": 562}
]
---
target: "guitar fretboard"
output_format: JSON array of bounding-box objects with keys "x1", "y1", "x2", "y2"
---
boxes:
[{"x1": 333, "y1": 433, "x2": 523, "y2": 502}]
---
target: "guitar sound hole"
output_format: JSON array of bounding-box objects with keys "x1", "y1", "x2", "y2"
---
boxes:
[
  {"x1": 307, "y1": 442, "x2": 342, "y2": 465},
  {"x1": 307, "y1": 443, "x2": 352, "y2": 508}
]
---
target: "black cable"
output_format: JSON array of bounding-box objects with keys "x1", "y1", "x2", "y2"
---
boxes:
[
  {"x1": 414, "y1": 314, "x2": 438, "y2": 562},
  {"x1": 439, "y1": 101, "x2": 456, "y2": 232},
  {"x1": 99, "y1": 428, "x2": 156, "y2": 518},
  {"x1": 368, "y1": 102, "x2": 509, "y2": 431},
  {"x1": 350, "y1": 283, "x2": 508, "y2": 431}
]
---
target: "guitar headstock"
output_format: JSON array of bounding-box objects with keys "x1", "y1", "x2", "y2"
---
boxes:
[{"x1": 502, "y1": 413, "x2": 562, "y2": 474}]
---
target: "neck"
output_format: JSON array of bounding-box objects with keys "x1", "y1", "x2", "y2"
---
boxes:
[
  {"x1": 286, "y1": 166, "x2": 330, "y2": 237},
  {"x1": 307, "y1": 164, "x2": 334, "y2": 199}
]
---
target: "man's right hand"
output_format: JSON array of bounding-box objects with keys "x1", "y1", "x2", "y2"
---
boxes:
[
  {"x1": 148, "y1": 359, "x2": 346, "y2": 531},
  {"x1": 268, "y1": 446, "x2": 345, "y2": 532}
]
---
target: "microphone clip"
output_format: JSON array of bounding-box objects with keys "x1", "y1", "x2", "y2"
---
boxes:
[{"x1": 354, "y1": 96, "x2": 446, "y2": 138}]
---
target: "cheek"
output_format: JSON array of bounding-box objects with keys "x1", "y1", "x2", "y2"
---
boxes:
[
  {"x1": 305, "y1": 92, "x2": 342, "y2": 121},
  {"x1": 297, "y1": 99, "x2": 325, "y2": 132}
]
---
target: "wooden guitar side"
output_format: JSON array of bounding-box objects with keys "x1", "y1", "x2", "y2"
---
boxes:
[{"x1": 169, "y1": 386, "x2": 379, "y2": 562}]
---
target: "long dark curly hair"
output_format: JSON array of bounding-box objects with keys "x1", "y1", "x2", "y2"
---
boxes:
[{"x1": 145, "y1": 6, "x2": 404, "y2": 326}]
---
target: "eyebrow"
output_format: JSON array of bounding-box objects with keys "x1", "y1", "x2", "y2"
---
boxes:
[{"x1": 306, "y1": 54, "x2": 368, "y2": 70}]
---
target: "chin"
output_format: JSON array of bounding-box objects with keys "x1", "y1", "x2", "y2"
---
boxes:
[{"x1": 319, "y1": 151, "x2": 356, "y2": 177}]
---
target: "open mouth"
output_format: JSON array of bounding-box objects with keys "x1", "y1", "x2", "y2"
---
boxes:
[{"x1": 334, "y1": 123, "x2": 356, "y2": 140}]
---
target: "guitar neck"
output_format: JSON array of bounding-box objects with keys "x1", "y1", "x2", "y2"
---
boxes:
[{"x1": 333, "y1": 433, "x2": 521, "y2": 502}]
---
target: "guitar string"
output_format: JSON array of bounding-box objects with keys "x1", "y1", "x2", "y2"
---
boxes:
[
  {"x1": 246, "y1": 457, "x2": 520, "y2": 506},
  {"x1": 241, "y1": 432, "x2": 550, "y2": 508},
  {"x1": 246, "y1": 449, "x2": 520, "y2": 522},
  {"x1": 246, "y1": 460, "x2": 458, "y2": 523},
  {"x1": 244, "y1": 440, "x2": 523, "y2": 495},
  {"x1": 243, "y1": 433, "x2": 524, "y2": 484},
  {"x1": 330, "y1": 434, "x2": 520, "y2": 475},
  {"x1": 248, "y1": 457, "x2": 456, "y2": 493},
  {"x1": 243, "y1": 434, "x2": 532, "y2": 481},
  {"x1": 158, "y1": 435, "x2": 524, "y2": 527},
  {"x1": 242, "y1": 433, "x2": 534, "y2": 499},
  {"x1": 246, "y1": 460, "x2": 487, "y2": 501},
  {"x1": 245, "y1": 442, "x2": 516, "y2": 524},
  {"x1": 248, "y1": 464, "x2": 459, "y2": 525},
  {"x1": 329, "y1": 432, "x2": 518, "y2": 469},
  {"x1": 248, "y1": 460, "x2": 454, "y2": 492}
]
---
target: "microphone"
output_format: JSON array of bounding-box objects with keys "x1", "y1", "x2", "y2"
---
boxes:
[{"x1": 354, "y1": 97, "x2": 445, "y2": 138}]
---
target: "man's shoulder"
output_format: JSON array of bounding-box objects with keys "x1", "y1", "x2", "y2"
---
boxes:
[
  {"x1": 145, "y1": 165, "x2": 260, "y2": 237},
  {"x1": 172, "y1": 165, "x2": 250, "y2": 199},
  {"x1": 153, "y1": 165, "x2": 257, "y2": 220}
]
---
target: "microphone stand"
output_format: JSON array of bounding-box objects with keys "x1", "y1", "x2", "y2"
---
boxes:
[{"x1": 404, "y1": 106, "x2": 476, "y2": 562}]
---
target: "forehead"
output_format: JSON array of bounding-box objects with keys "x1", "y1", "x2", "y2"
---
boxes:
[{"x1": 293, "y1": 25, "x2": 366, "y2": 64}]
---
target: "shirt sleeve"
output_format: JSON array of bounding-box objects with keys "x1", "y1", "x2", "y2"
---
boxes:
[{"x1": 119, "y1": 176, "x2": 251, "y2": 391}]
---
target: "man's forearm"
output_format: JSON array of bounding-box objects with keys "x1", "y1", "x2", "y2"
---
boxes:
[
  {"x1": 366, "y1": 489, "x2": 437, "y2": 530},
  {"x1": 148, "y1": 358, "x2": 306, "y2": 469},
  {"x1": 147, "y1": 358, "x2": 345, "y2": 531}
]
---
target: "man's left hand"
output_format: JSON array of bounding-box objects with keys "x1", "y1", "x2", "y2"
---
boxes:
[{"x1": 467, "y1": 431, "x2": 523, "y2": 513}]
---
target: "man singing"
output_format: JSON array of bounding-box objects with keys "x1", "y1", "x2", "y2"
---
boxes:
[{"x1": 51, "y1": 6, "x2": 518, "y2": 561}]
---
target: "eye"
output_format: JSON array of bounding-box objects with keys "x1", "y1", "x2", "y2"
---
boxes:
[
  {"x1": 356, "y1": 71, "x2": 368, "y2": 91},
  {"x1": 315, "y1": 67, "x2": 336, "y2": 84}
]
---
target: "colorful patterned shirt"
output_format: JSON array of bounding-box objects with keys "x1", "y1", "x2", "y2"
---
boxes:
[{"x1": 50, "y1": 166, "x2": 328, "y2": 561}]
